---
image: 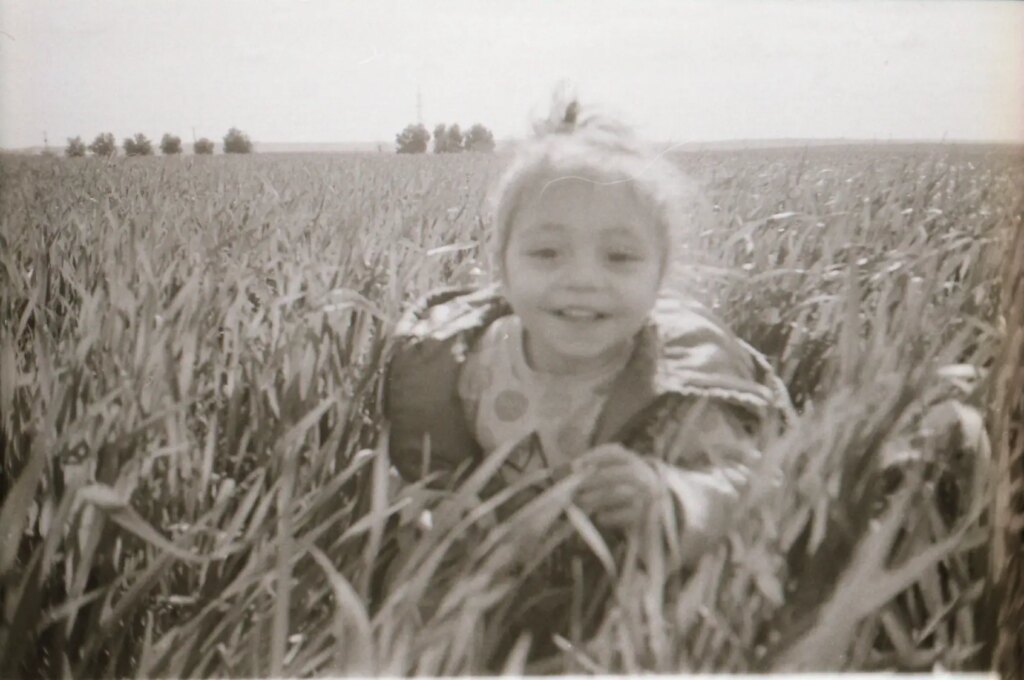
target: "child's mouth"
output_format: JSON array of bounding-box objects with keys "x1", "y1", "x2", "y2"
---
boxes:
[{"x1": 552, "y1": 307, "x2": 608, "y2": 322}]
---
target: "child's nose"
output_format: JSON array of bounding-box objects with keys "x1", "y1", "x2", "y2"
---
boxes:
[{"x1": 563, "y1": 253, "x2": 604, "y2": 289}]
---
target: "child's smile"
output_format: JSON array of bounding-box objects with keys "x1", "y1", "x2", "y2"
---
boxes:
[
  {"x1": 501, "y1": 175, "x2": 663, "y2": 375},
  {"x1": 550, "y1": 307, "x2": 608, "y2": 321}
]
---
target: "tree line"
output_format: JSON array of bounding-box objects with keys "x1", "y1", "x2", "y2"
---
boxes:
[
  {"x1": 395, "y1": 122, "x2": 495, "y2": 154},
  {"x1": 64, "y1": 128, "x2": 253, "y2": 157},
  {"x1": 62, "y1": 122, "x2": 497, "y2": 157}
]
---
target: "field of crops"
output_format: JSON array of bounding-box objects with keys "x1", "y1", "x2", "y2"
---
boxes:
[{"x1": 1, "y1": 144, "x2": 1021, "y2": 676}]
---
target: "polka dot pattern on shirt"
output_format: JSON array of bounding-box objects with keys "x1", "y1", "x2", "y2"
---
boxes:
[{"x1": 458, "y1": 315, "x2": 633, "y2": 469}]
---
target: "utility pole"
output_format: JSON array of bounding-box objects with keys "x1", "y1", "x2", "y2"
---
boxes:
[{"x1": 417, "y1": 88, "x2": 423, "y2": 126}]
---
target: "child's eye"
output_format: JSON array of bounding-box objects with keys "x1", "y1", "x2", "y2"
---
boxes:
[
  {"x1": 528, "y1": 248, "x2": 560, "y2": 260},
  {"x1": 607, "y1": 251, "x2": 642, "y2": 263}
]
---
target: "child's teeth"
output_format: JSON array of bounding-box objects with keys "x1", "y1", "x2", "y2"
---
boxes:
[{"x1": 561, "y1": 308, "x2": 598, "y2": 319}]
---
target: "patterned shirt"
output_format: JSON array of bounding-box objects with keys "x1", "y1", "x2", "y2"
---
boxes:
[{"x1": 457, "y1": 315, "x2": 633, "y2": 471}]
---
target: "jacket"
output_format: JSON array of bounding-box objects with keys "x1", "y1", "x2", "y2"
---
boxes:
[{"x1": 382, "y1": 284, "x2": 795, "y2": 558}]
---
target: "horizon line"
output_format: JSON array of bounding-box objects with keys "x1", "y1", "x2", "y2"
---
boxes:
[{"x1": 5, "y1": 136, "x2": 1024, "y2": 154}]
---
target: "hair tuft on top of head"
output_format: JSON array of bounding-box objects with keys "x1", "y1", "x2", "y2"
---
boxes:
[
  {"x1": 531, "y1": 81, "x2": 583, "y2": 137},
  {"x1": 562, "y1": 100, "x2": 579, "y2": 130}
]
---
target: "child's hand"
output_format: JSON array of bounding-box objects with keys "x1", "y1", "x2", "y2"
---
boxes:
[{"x1": 572, "y1": 444, "x2": 667, "y2": 530}]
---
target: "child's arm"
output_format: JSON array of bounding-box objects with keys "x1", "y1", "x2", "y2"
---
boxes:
[
  {"x1": 575, "y1": 397, "x2": 766, "y2": 566},
  {"x1": 650, "y1": 398, "x2": 763, "y2": 563}
]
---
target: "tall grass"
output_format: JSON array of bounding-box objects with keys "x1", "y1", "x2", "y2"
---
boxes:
[{"x1": 0, "y1": 145, "x2": 1019, "y2": 676}]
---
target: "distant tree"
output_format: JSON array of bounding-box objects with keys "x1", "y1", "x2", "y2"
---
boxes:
[
  {"x1": 194, "y1": 138, "x2": 215, "y2": 155},
  {"x1": 395, "y1": 123, "x2": 430, "y2": 154},
  {"x1": 444, "y1": 123, "x2": 464, "y2": 153},
  {"x1": 223, "y1": 128, "x2": 253, "y2": 154},
  {"x1": 65, "y1": 136, "x2": 87, "y2": 158},
  {"x1": 123, "y1": 133, "x2": 154, "y2": 156},
  {"x1": 160, "y1": 133, "x2": 183, "y2": 155},
  {"x1": 464, "y1": 123, "x2": 496, "y2": 153},
  {"x1": 433, "y1": 123, "x2": 448, "y2": 153},
  {"x1": 88, "y1": 132, "x2": 117, "y2": 157}
]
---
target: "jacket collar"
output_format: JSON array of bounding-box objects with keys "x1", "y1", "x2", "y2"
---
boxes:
[{"x1": 391, "y1": 284, "x2": 789, "y2": 442}]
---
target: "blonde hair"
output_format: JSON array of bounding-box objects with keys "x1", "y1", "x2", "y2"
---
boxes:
[{"x1": 489, "y1": 86, "x2": 700, "y2": 280}]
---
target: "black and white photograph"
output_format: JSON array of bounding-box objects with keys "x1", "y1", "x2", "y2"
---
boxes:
[{"x1": 1, "y1": 0, "x2": 1021, "y2": 676}]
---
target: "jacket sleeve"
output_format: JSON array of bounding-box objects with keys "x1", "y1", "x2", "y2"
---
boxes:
[
  {"x1": 645, "y1": 396, "x2": 768, "y2": 566},
  {"x1": 381, "y1": 286, "x2": 513, "y2": 489}
]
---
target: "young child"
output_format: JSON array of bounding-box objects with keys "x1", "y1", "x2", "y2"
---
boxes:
[
  {"x1": 377, "y1": 93, "x2": 993, "y2": 670},
  {"x1": 383, "y1": 94, "x2": 794, "y2": 566}
]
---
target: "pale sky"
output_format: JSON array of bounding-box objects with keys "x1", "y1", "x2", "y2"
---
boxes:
[{"x1": 1, "y1": 0, "x2": 1022, "y2": 149}]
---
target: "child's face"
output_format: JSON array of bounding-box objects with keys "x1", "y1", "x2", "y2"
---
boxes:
[{"x1": 502, "y1": 176, "x2": 663, "y2": 374}]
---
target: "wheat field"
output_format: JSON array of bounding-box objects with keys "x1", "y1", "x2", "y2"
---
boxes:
[{"x1": 1, "y1": 145, "x2": 1021, "y2": 676}]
